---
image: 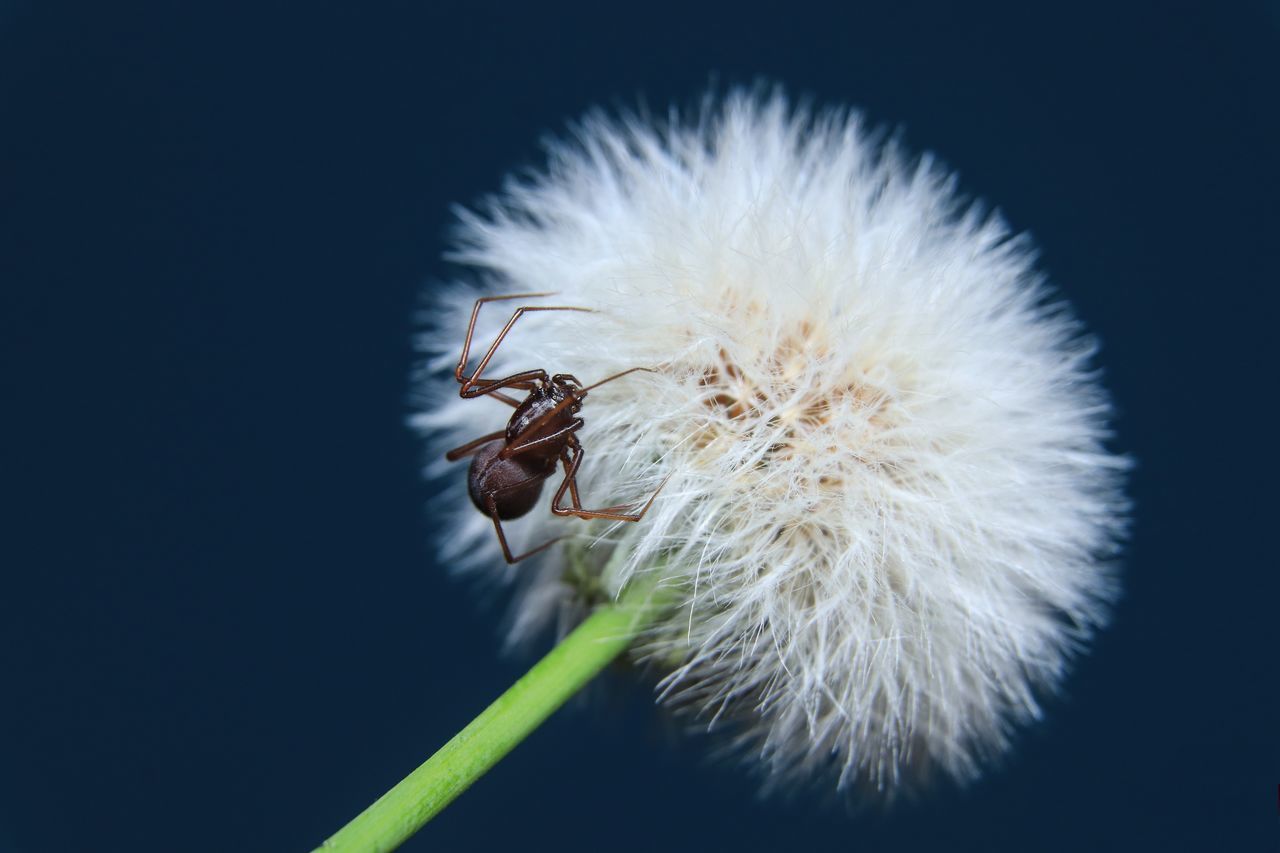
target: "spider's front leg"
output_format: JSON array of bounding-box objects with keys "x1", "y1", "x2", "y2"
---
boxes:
[
  {"x1": 459, "y1": 369, "x2": 548, "y2": 405},
  {"x1": 455, "y1": 294, "x2": 592, "y2": 402}
]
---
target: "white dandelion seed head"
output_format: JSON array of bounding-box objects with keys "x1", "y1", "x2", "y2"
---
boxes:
[{"x1": 410, "y1": 89, "x2": 1130, "y2": 794}]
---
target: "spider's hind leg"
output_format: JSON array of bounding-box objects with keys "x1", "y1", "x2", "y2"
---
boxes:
[{"x1": 485, "y1": 497, "x2": 562, "y2": 564}]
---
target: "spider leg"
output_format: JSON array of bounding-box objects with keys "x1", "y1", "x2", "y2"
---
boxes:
[
  {"x1": 485, "y1": 391, "x2": 523, "y2": 407},
  {"x1": 501, "y1": 418, "x2": 583, "y2": 460},
  {"x1": 561, "y1": 454, "x2": 637, "y2": 515},
  {"x1": 551, "y1": 445, "x2": 669, "y2": 521},
  {"x1": 460, "y1": 369, "x2": 548, "y2": 401},
  {"x1": 484, "y1": 492, "x2": 562, "y2": 565},
  {"x1": 444, "y1": 430, "x2": 505, "y2": 462},
  {"x1": 579, "y1": 366, "x2": 656, "y2": 393},
  {"x1": 455, "y1": 294, "x2": 552, "y2": 386},
  {"x1": 456, "y1": 295, "x2": 593, "y2": 397}
]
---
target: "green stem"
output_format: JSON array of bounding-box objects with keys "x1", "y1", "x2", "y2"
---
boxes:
[{"x1": 313, "y1": 569, "x2": 666, "y2": 853}]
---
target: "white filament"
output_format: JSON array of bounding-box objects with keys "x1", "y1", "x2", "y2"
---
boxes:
[{"x1": 411, "y1": 90, "x2": 1129, "y2": 794}]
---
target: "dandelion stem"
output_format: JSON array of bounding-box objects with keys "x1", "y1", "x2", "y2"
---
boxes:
[{"x1": 312, "y1": 566, "x2": 666, "y2": 853}]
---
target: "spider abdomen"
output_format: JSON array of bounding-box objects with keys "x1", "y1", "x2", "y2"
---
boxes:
[{"x1": 468, "y1": 440, "x2": 551, "y2": 520}]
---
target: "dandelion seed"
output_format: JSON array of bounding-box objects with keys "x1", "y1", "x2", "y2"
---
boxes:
[{"x1": 411, "y1": 89, "x2": 1130, "y2": 795}]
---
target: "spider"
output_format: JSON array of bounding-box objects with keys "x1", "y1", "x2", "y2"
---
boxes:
[{"x1": 444, "y1": 293, "x2": 665, "y2": 563}]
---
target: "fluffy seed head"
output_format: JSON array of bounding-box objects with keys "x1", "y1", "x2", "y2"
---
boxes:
[{"x1": 411, "y1": 90, "x2": 1129, "y2": 794}]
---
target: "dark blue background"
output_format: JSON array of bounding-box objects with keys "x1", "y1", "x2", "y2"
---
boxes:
[{"x1": 2, "y1": 3, "x2": 1275, "y2": 851}]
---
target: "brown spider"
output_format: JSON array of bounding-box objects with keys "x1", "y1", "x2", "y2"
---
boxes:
[{"x1": 444, "y1": 293, "x2": 665, "y2": 563}]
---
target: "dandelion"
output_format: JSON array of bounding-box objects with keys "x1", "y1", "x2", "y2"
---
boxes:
[{"x1": 317, "y1": 89, "x2": 1128, "y2": 851}]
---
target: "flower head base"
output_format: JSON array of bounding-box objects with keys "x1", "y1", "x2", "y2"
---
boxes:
[{"x1": 412, "y1": 91, "x2": 1129, "y2": 794}]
